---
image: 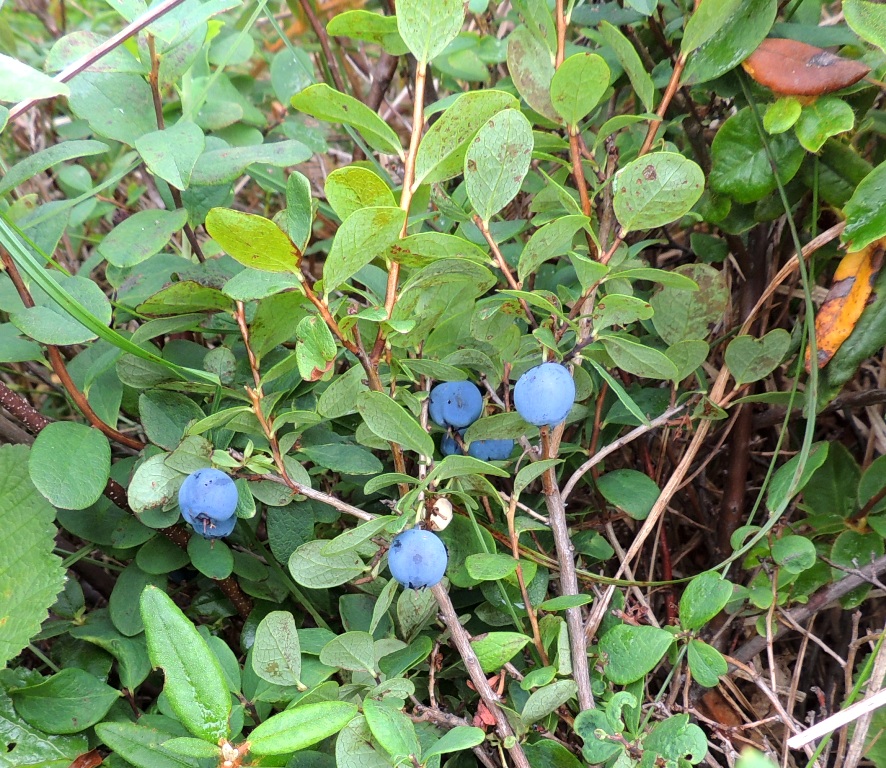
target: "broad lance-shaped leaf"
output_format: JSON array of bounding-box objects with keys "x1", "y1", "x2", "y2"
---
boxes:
[
  {"x1": 356, "y1": 391, "x2": 434, "y2": 458},
  {"x1": 397, "y1": 0, "x2": 464, "y2": 64},
  {"x1": 292, "y1": 83, "x2": 402, "y2": 156},
  {"x1": 206, "y1": 207, "x2": 301, "y2": 274},
  {"x1": 322, "y1": 206, "x2": 406, "y2": 297},
  {"x1": 140, "y1": 586, "x2": 231, "y2": 742},
  {"x1": 248, "y1": 701, "x2": 358, "y2": 755},
  {"x1": 0, "y1": 444, "x2": 65, "y2": 667},
  {"x1": 464, "y1": 108, "x2": 534, "y2": 223},
  {"x1": 251, "y1": 611, "x2": 304, "y2": 688}
]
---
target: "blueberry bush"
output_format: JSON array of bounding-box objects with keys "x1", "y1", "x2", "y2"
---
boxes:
[{"x1": 2, "y1": 1, "x2": 886, "y2": 767}]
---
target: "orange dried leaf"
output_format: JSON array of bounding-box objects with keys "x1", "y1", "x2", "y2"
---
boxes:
[
  {"x1": 806, "y1": 239, "x2": 885, "y2": 371},
  {"x1": 742, "y1": 38, "x2": 870, "y2": 97}
]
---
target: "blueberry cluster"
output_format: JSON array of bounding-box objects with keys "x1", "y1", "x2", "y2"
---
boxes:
[
  {"x1": 178, "y1": 468, "x2": 238, "y2": 539},
  {"x1": 429, "y1": 380, "x2": 515, "y2": 461}
]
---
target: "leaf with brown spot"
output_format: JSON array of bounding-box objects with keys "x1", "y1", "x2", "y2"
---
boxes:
[
  {"x1": 807, "y1": 238, "x2": 885, "y2": 371},
  {"x1": 742, "y1": 38, "x2": 870, "y2": 97}
]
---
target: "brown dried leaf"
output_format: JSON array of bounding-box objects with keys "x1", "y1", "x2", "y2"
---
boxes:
[{"x1": 742, "y1": 38, "x2": 870, "y2": 97}]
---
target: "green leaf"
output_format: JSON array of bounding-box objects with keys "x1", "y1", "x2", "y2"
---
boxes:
[
  {"x1": 322, "y1": 206, "x2": 405, "y2": 296},
  {"x1": 859, "y1": 454, "x2": 886, "y2": 514},
  {"x1": 0, "y1": 52, "x2": 69, "y2": 102},
  {"x1": 514, "y1": 458, "x2": 561, "y2": 496},
  {"x1": 803, "y1": 441, "x2": 860, "y2": 518},
  {"x1": 286, "y1": 171, "x2": 313, "y2": 250},
  {"x1": 356, "y1": 391, "x2": 435, "y2": 458},
  {"x1": 725, "y1": 329, "x2": 790, "y2": 385},
  {"x1": 524, "y1": 740, "x2": 584, "y2": 768},
  {"x1": 336, "y1": 715, "x2": 398, "y2": 768},
  {"x1": 687, "y1": 639, "x2": 728, "y2": 688},
  {"x1": 0, "y1": 140, "x2": 108, "y2": 196},
  {"x1": 843, "y1": 160, "x2": 886, "y2": 251},
  {"x1": 68, "y1": 72, "x2": 155, "y2": 145},
  {"x1": 190, "y1": 140, "x2": 312, "y2": 186},
  {"x1": 845, "y1": 0, "x2": 886, "y2": 54},
  {"x1": 289, "y1": 539, "x2": 365, "y2": 588},
  {"x1": 680, "y1": 571, "x2": 733, "y2": 630},
  {"x1": 161, "y1": 737, "x2": 221, "y2": 759},
  {"x1": 795, "y1": 96, "x2": 855, "y2": 153},
  {"x1": 295, "y1": 315, "x2": 337, "y2": 381},
  {"x1": 710, "y1": 108, "x2": 805, "y2": 204},
  {"x1": 517, "y1": 214, "x2": 589, "y2": 284},
  {"x1": 598, "y1": 624, "x2": 674, "y2": 684},
  {"x1": 466, "y1": 553, "x2": 519, "y2": 581},
  {"x1": 644, "y1": 714, "x2": 708, "y2": 763},
  {"x1": 140, "y1": 586, "x2": 231, "y2": 741},
  {"x1": 97, "y1": 721, "x2": 213, "y2": 768},
  {"x1": 764, "y1": 97, "x2": 802, "y2": 134},
  {"x1": 415, "y1": 90, "x2": 518, "y2": 185},
  {"x1": 135, "y1": 121, "x2": 205, "y2": 190},
  {"x1": 363, "y1": 698, "x2": 421, "y2": 762},
  {"x1": 681, "y1": 0, "x2": 776, "y2": 85},
  {"x1": 771, "y1": 535, "x2": 817, "y2": 574},
  {"x1": 0, "y1": 688, "x2": 87, "y2": 767},
  {"x1": 29, "y1": 422, "x2": 110, "y2": 510},
  {"x1": 521, "y1": 679, "x2": 577, "y2": 724},
  {"x1": 423, "y1": 726, "x2": 486, "y2": 761},
  {"x1": 464, "y1": 108, "x2": 534, "y2": 222},
  {"x1": 187, "y1": 535, "x2": 234, "y2": 579},
  {"x1": 613, "y1": 152, "x2": 705, "y2": 232},
  {"x1": 140, "y1": 390, "x2": 205, "y2": 450},
  {"x1": 110, "y1": 563, "x2": 163, "y2": 637},
  {"x1": 127, "y1": 453, "x2": 183, "y2": 515},
  {"x1": 326, "y1": 11, "x2": 409, "y2": 56},
  {"x1": 471, "y1": 632, "x2": 530, "y2": 673},
  {"x1": 599, "y1": 21, "x2": 655, "y2": 112},
  {"x1": 592, "y1": 294, "x2": 654, "y2": 333},
  {"x1": 596, "y1": 469, "x2": 660, "y2": 521},
  {"x1": 206, "y1": 207, "x2": 301, "y2": 273},
  {"x1": 98, "y1": 209, "x2": 189, "y2": 268},
  {"x1": 550, "y1": 53, "x2": 610, "y2": 130},
  {"x1": 600, "y1": 334, "x2": 679, "y2": 380},
  {"x1": 397, "y1": 0, "x2": 465, "y2": 64},
  {"x1": 301, "y1": 443, "x2": 383, "y2": 476},
  {"x1": 507, "y1": 26, "x2": 558, "y2": 121},
  {"x1": 252, "y1": 610, "x2": 303, "y2": 687},
  {"x1": 650, "y1": 263, "x2": 728, "y2": 345},
  {"x1": 767, "y1": 441, "x2": 829, "y2": 514},
  {"x1": 573, "y1": 708, "x2": 622, "y2": 764},
  {"x1": 539, "y1": 594, "x2": 594, "y2": 611},
  {"x1": 11, "y1": 273, "x2": 112, "y2": 345},
  {"x1": 325, "y1": 167, "x2": 394, "y2": 221},
  {"x1": 666, "y1": 339, "x2": 710, "y2": 381},
  {"x1": 319, "y1": 631, "x2": 377, "y2": 674},
  {"x1": 10, "y1": 668, "x2": 119, "y2": 734},
  {"x1": 322, "y1": 516, "x2": 394, "y2": 556},
  {"x1": 292, "y1": 83, "x2": 402, "y2": 155}
]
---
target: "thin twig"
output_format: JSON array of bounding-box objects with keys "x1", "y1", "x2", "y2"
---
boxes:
[
  {"x1": 539, "y1": 426, "x2": 594, "y2": 711},
  {"x1": 294, "y1": 0, "x2": 347, "y2": 93},
  {"x1": 431, "y1": 583, "x2": 531, "y2": 768}
]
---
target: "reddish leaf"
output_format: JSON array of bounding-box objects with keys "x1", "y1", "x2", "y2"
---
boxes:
[
  {"x1": 742, "y1": 38, "x2": 870, "y2": 96},
  {"x1": 807, "y1": 238, "x2": 885, "y2": 371}
]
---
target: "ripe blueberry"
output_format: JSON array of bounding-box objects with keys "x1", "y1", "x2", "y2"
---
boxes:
[
  {"x1": 514, "y1": 362, "x2": 576, "y2": 427},
  {"x1": 428, "y1": 381, "x2": 483, "y2": 428},
  {"x1": 388, "y1": 528, "x2": 448, "y2": 589},
  {"x1": 441, "y1": 429, "x2": 465, "y2": 456},
  {"x1": 178, "y1": 468, "x2": 238, "y2": 533},
  {"x1": 468, "y1": 438, "x2": 514, "y2": 461},
  {"x1": 190, "y1": 512, "x2": 237, "y2": 540}
]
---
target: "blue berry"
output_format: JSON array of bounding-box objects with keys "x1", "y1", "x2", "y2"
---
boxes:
[
  {"x1": 388, "y1": 528, "x2": 448, "y2": 590},
  {"x1": 441, "y1": 430, "x2": 466, "y2": 456},
  {"x1": 428, "y1": 381, "x2": 483, "y2": 428},
  {"x1": 189, "y1": 513, "x2": 236, "y2": 540},
  {"x1": 178, "y1": 469, "x2": 238, "y2": 533},
  {"x1": 468, "y1": 438, "x2": 514, "y2": 461},
  {"x1": 514, "y1": 363, "x2": 576, "y2": 427}
]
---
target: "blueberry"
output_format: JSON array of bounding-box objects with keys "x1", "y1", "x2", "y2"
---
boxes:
[
  {"x1": 387, "y1": 528, "x2": 448, "y2": 590},
  {"x1": 441, "y1": 429, "x2": 466, "y2": 456},
  {"x1": 188, "y1": 512, "x2": 236, "y2": 540},
  {"x1": 178, "y1": 469, "x2": 238, "y2": 534},
  {"x1": 428, "y1": 381, "x2": 483, "y2": 428},
  {"x1": 514, "y1": 363, "x2": 576, "y2": 427},
  {"x1": 468, "y1": 438, "x2": 514, "y2": 461}
]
